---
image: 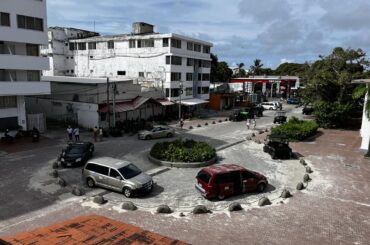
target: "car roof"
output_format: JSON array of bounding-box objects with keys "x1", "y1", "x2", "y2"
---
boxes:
[
  {"x1": 68, "y1": 142, "x2": 91, "y2": 147},
  {"x1": 87, "y1": 157, "x2": 131, "y2": 168},
  {"x1": 202, "y1": 164, "x2": 246, "y2": 175}
]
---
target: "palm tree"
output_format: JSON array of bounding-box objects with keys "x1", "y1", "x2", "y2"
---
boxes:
[
  {"x1": 235, "y1": 63, "x2": 246, "y2": 77},
  {"x1": 250, "y1": 59, "x2": 263, "y2": 75}
]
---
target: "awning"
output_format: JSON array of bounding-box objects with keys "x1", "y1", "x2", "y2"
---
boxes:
[
  {"x1": 98, "y1": 96, "x2": 151, "y2": 113},
  {"x1": 156, "y1": 99, "x2": 175, "y2": 106},
  {"x1": 177, "y1": 98, "x2": 209, "y2": 106}
]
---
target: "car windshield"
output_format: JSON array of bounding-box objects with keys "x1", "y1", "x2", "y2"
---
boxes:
[
  {"x1": 197, "y1": 170, "x2": 211, "y2": 184},
  {"x1": 66, "y1": 145, "x2": 85, "y2": 154},
  {"x1": 118, "y1": 163, "x2": 142, "y2": 179}
]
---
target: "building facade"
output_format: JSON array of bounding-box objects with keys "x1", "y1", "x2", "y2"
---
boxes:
[
  {"x1": 41, "y1": 22, "x2": 212, "y2": 103},
  {"x1": 0, "y1": 0, "x2": 50, "y2": 130}
]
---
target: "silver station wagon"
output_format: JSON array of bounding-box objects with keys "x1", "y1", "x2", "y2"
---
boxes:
[
  {"x1": 82, "y1": 157, "x2": 153, "y2": 197},
  {"x1": 138, "y1": 125, "x2": 175, "y2": 140}
]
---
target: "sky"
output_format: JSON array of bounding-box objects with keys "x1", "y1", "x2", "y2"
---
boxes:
[{"x1": 46, "y1": 0, "x2": 370, "y2": 69}]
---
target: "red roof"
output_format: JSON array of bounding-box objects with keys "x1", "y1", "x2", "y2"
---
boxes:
[{"x1": 203, "y1": 164, "x2": 246, "y2": 175}]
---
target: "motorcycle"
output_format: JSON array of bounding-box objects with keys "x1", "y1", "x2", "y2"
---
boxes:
[{"x1": 32, "y1": 128, "x2": 40, "y2": 142}]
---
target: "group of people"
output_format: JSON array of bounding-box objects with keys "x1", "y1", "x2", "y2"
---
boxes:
[
  {"x1": 66, "y1": 125, "x2": 80, "y2": 142},
  {"x1": 66, "y1": 125, "x2": 104, "y2": 142}
]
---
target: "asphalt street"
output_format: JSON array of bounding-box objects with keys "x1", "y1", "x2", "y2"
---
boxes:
[{"x1": 0, "y1": 103, "x2": 302, "y2": 223}]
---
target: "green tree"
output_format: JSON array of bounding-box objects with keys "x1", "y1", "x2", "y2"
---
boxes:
[
  {"x1": 234, "y1": 63, "x2": 246, "y2": 77},
  {"x1": 302, "y1": 47, "x2": 369, "y2": 127},
  {"x1": 250, "y1": 59, "x2": 264, "y2": 75},
  {"x1": 210, "y1": 53, "x2": 232, "y2": 83},
  {"x1": 274, "y1": 62, "x2": 310, "y2": 76}
]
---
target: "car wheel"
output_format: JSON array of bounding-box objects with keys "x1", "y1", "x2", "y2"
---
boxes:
[
  {"x1": 145, "y1": 135, "x2": 152, "y2": 140},
  {"x1": 123, "y1": 187, "x2": 133, "y2": 198},
  {"x1": 271, "y1": 152, "x2": 277, "y2": 159},
  {"x1": 263, "y1": 146, "x2": 268, "y2": 153},
  {"x1": 86, "y1": 178, "x2": 95, "y2": 188},
  {"x1": 218, "y1": 194, "x2": 225, "y2": 200},
  {"x1": 257, "y1": 183, "x2": 266, "y2": 193},
  {"x1": 269, "y1": 107, "x2": 273, "y2": 110},
  {"x1": 167, "y1": 133, "x2": 173, "y2": 138}
]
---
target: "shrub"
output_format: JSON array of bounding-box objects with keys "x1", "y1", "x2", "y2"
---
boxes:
[
  {"x1": 150, "y1": 139, "x2": 216, "y2": 162},
  {"x1": 313, "y1": 101, "x2": 353, "y2": 128},
  {"x1": 271, "y1": 117, "x2": 318, "y2": 141}
]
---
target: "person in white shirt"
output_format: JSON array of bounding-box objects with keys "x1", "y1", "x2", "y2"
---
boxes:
[
  {"x1": 73, "y1": 127, "x2": 80, "y2": 142},
  {"x1": 66, "y1": 125, "x2": 73, "y2": 141}
]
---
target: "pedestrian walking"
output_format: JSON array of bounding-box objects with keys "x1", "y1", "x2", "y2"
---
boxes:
[
  {"x1": 93, "y1": 126, "x2": 98, "y2": 142},
  {"x1": 99, "y1": 127, "x2": 103, "y2": 142},
  {"x1": 253, "y1": 119, "x2": 256, "y2": 129},
  {"x1": 66, "y1": 125, "x2": 73, "y2": 141},
  {"x1": 246, "y1": 119, "x2": 251, "y2": 130},
  {"x1": 73, "y1": 127, "x2": 80, "y2": 142},
  {"x1": 180, "y1": 118, "x2": 184, "y2": 129}
]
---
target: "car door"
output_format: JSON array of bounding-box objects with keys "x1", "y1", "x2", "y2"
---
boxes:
[
  {"x1": 93, "y1": 165, "x2": 110, "y2": 188},
  {"x1": 107, "y1": 168, "x2": 124, "y2": 192},
  {"x1": 152, "y1": 127, "x2": 160, "y2": 138},
  {"x1": 241, "y1": 171, "x2": 257, "y2": 192},
  {"x1": 216, "y1": 173, "x2": 234, "y2": 198}
]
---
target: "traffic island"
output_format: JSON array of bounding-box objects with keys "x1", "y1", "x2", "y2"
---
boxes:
[{"x1": 148, "y1": 139, "x2": 217, "y2": 168}]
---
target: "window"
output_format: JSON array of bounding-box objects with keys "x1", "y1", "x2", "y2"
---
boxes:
[
  {"x1": 139, "y1": 72, "x2": 144, "y2": 77},
  {"x1": 166, "y1": 56, "x2": 171, "y2": 65},
  {"x1": 194, "y1": 43, "x2": 201, "y2": 52},
  {"x1": 171, "y1": 72, "x2": 181, "y2": 81},
  {"x1": 118, "y1": 164, "x2": 142, "y2": 179},
  {"x1": 171, "y1": 88, "x2": 180, "y2": 97},
  {"x1": 0, "y1": 12, "x2": 10, "y2": 26},
  {"x1": 137, "y1": 39, "x2": 154, "y2": 48},
  {"x1": 69, "y1": 43, "x2": 76, "y2": 51},
  {"x1": 107, "y1": 40, "x2": 114, "y2": 49},
  {"x1": 26, "y1": 44, "x2": 39, "y2": 56},
  {"x1": 88, "y1": 42, "x2": 96, "y2": 50},
  {"x1": 166, "y1": 56, "x2": 182, "y2": 65},
  {"x1": 129, "y1": 39, "x2": 136, "y2": 48},
  {"x1": 165, "y1": 88, "x2": 170, "y2": 97},
  {"x1": 27, "y1": 71, "x2": 40, "y2": 81},
  {"x1": 109, "y1": 169, "x2": 121, "y2": 179},
  {"x1": 185, "y1": 87, "x2": 193, "y2": 96},
  {"x1": 171, "y1": 38, "x2": 181, "y2": 49},
  {"x1": 215, "y1": 173, "x2": 233, "y2": 184},
  {"x1": 187, "y1": 58, "x2": 194, "y2": 66},
  {"x1": 117, "y1": 71, "x2": 126, "y2": 76},
  {"x1": 196, "y1": 170, "x2": 211, "y2": 184},
  {"x1": 17, "y1": 15, "x2": 43, "y2": 31},
  {"x1": 186, "y1": 73, "x2": 193, "y2": 81},
  {"x1": 202, "y1": 87, "x2": 210, "y2": 94},
  {"x1": 201, "y1": 60, "x2": 211, "y2": 68},
  {"x1": 77, "y1": 42, "x2": 86, "y2": 50},
  {"x1": 242, "y1": 171, "x2": 255, "y2": 180},
  {"x1": 163, "y1": 38, "x2": 169, "y2": 47},
  {"x1": 203, "y1": 45, "x2": 210, "y2": 54},
  {"x1": 94, "y1": 165, "x2": 109, "y2": 176},
  {"x1": 187, "y1": 42, "x2": 193, "y2": 51},
  {"x1": 198, "y1": 73, "x2": 202, "y2": 81},
  {"x1": 0, "y1": 96, "x2": 17, "y2": 108},
  {"x1": 202, "y1": 73, "x2": 210, "y2": 81}
]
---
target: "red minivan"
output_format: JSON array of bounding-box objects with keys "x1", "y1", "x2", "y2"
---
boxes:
[{"x1": 195, "y1": 164, "x2": 268, "y2": 200}]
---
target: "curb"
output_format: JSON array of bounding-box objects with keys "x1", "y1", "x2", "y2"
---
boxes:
[
  {"x1": 148, "y1": 154, "x2": 218, "y2": 168},
  {"x1": 145, "y1": 166, "x2": 171, "y2": 176},
  {"x1": 216, "y1": 140, "x2": 246, "y2": 152}
]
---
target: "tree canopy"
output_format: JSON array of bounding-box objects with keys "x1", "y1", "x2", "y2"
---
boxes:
[{"x1": 210, "y1": 53, "x2": 233, "y2": 83}]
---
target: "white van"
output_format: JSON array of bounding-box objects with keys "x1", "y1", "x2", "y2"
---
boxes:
[{"x1": 261, "y1": 102, "x2": 278, "y2": 110}]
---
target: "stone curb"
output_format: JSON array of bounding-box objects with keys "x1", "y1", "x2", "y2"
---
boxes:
[
  {"x1": 216, "y1": 140, "x2": 246, "y2": 152},
  {"x1": 148, "y1": 154, "x2": 218, "y2": 168}
]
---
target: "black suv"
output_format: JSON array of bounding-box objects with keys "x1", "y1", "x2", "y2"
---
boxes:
[
  {"x1": 302, "y1": 105, "x2": 314, "y2": 115},
  {"x1": 263, "y1": 134, "x2": 292, "y2": 159},
  {"x1": 229, "y1": 109, "x2": 249, "y2": 121},
  {"x1": 60, "y1": 142, "x2": 94, "y2": 167}
]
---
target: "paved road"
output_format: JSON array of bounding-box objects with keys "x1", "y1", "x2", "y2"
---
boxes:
[{"x1": 0, "y1": 103, "x2": 301, "y2": 222}]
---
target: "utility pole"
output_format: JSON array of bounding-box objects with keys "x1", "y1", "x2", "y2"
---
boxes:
[
  {"x1": 112, "y1": 82, "x2": 116, "y2": 128},
  {"x1": 106, "y1": 77, "x2": 110, "y2": 128},
  {"x1": 179, "y1": 81, "x2": 183, "y2": 120}
]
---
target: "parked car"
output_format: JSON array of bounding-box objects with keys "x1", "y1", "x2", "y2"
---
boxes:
[
  {"x1": 287, "y1": 97, "x2": 301, "y2": 105},
  {"x1": 83, "y1": 157, "x2": 153, "y2": 197},
  {"x1": 195, "y1": 164, "x2": 268, "y2": 200},
  {"x1": 252, "y1": 104, "x2": 264, "y2": 117},
  {"x1": 273, "y1": 111, "x2": 287, "y2": 124},
  {"x1": 229, "y1": 109, "x2": 249, "y2": 121},
  {"x1": 138, "y1": 125, "x2": 175, "y2": 140},
  {"x1": 261, "y1": 102, "x2": 278, "y2": 110},
  {"x1": 302, "y1": 105, "x2": 314, "y2": 115},
  {"x1": 60, "y1": 142, "x2": 94, "y2": 167},
  {"x1": 263, "y1": 134, "x2": 292, "y2": 159}
]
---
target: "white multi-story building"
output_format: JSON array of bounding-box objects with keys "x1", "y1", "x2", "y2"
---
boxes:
[
  {"x1": 0, "y1": 0, "x2": 50, "y2": 131},
  {"x1": 42, "y1": 22, "x2": 212, "y2": 104}
]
